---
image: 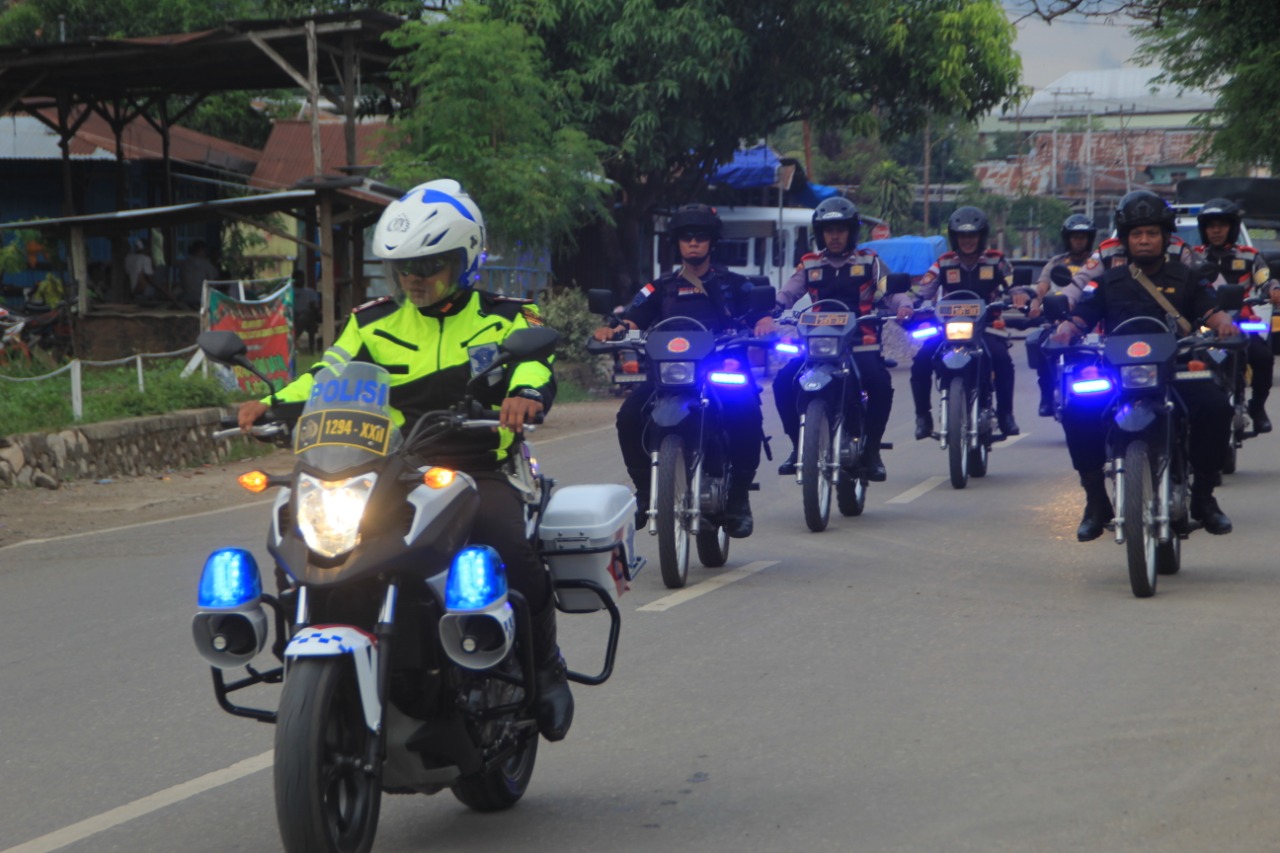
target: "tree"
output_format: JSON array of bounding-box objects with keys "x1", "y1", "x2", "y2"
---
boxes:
[
  {"x1": 482, "y1": 0, "x2": 1022, "y2": 292},
  {"x1": 861, "y1": 160, "x2": 916, "y2": 235},
  {"x1": 1015, "y1": 1, "x2": 1280, "y2": 170},
  {"x1": 381, "y1": 5, "x2": 610, "y2": 250}
]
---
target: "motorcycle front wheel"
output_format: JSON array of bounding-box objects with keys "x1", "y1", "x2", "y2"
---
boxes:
[
  {"x1": 837, "y1": 474, "x2": 867, "y2": 517},
  {"x1": 656, "y1": 433, "x2": 692, "y2": 588},
  {"x1": 801, "y1": 399, "x2": 834, "y2": 531},
  {"x1": 1123, "y1": 440, "x2": 1158, "y2": 598},
  {"x1": 275, "y1": 658, "x2": 382, "y2": 853},
  {"x1": 947, "y1": 376, "x2": 970, "y2": 489}
]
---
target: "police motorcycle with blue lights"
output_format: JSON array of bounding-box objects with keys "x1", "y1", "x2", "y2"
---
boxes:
[
  {"x1": 193, "y1": 181, "x2": 635, "y2": 853},
  {"x1": 893, "y1": 208, "x2": 1036, "y2": 489},
  {"x1": 589, "y1": 203, "x2": 775, "y2": 588},
  {"x1": 755, "y1": 197, "x2": 903, "y2": 529},
  {"x1": 1192, "y1": 197, "x2": 1280, "y2": 449},
  {"x1": 1047, "y1": 189, "x2": 1241, "y2": 598},
  {"x1": 1027, "y1": 214, "x2": 1099, "y2": 418}
]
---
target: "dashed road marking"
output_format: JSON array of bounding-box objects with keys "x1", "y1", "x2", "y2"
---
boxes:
[
  {"x1": 886, "y1": 475, "x2": 948, "y2": 504},
  {"x1": 637, "y1": 560, "x2": 779, "y2": 611}
]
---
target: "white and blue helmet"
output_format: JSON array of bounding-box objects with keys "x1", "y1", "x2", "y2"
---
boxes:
[{"x1": 373, "y1": 179, "x2": 487, "y2": 304}]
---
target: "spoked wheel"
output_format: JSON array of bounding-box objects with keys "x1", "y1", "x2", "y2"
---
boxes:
[
  {"x1": 1156, "y1": 533, "x2": 1181, "y2": 576},
  {"x1": 275, "y1": 658, "x2": 383, "y2": 853},
  {"x1": 695, "y1": 523, "x2": 731, "y2": 568},
  {"x1": 1123, "y1": 441, "x2": 1158, "y2": 598},
  {"x1": 947, "y1": 376, "x2": 970, "y2": 489},
  {"x1": 837, "y1": 474, "x2": 867, "y2": 517},
  {"x1": 969, "y1": 420, "x2": 990, "y2": 478},
  {"x1": 801, "y1": 399, "x2": 834, "y2": 532},
  {"x1": 656, "y1": 433, "x2": 692, "y2": 588}
]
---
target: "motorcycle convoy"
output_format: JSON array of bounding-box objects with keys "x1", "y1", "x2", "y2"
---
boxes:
[{"x1": 185, "y1": 239, "x2": 1263, "y2": 852}]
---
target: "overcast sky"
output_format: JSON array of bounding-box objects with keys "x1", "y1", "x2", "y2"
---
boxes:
[{"x1": 1006, "y1": 5, "x2": 1140, "y2": 90}]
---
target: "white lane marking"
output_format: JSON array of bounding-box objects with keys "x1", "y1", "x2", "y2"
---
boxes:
[
  {"x1": 1, "y1": 751, "x2": 272, "y2": 853},
  {"x1": 886, "y1": 475, "x2": 948, "y2": 504},
  {"x1": 637, "y1": 560, "x2": 778, "y2": 611},
  {"x1": 999, "y1": 432, "x2": 1030, "y2": 447},
  {"x1": 0, "y1": 499, "x2": 275, "y2": 554}
]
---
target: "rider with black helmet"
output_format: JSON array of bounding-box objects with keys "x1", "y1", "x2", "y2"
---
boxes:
[
  {"x1": 1050, "y1": 189, "x2": 1239, "y2": 540},
  {"x1": 1193, "y1": 197, "x2": 1280, "y2": 432},
  {"x1": 1027, "y1": 214, "x2": 1098, "y2": 416},
  {"x1": 593, "y1": 203, "x2": 768, "y2": 538},
  {"x1": 894, "y1": 205, "x2": 1030, "y2": 440},
  {"x1": 757, "y1": 196, "x2": 896, "y2": 480}
]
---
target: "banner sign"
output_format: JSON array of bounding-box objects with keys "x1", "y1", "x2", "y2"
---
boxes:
[{"x1": 205, "y1": 278, "x2": 294, "y2": 396}]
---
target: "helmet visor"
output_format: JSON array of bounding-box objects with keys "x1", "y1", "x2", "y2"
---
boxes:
[{"x1": 390, "y1": 254, "x2": 455, "y2": 280}]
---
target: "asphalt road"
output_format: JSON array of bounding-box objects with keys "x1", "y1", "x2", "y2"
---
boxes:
[{"x1": 4, "y1": 360, "x2": 1280, "y2": 853}]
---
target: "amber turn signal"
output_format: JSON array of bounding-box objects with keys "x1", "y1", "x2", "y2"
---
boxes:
[
  {"x1": 1187, "y1": 360, "x2": 1207, "y2": 371},
  {"x1": 238, "y1": 470, "x2": 270, "y2": 493},
  {"x1": 424, "y1": 467, "x2": 456, "y2": 489}
]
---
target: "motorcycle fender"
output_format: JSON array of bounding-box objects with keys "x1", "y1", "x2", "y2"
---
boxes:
[
  {"x1": 1114, "y1": 398, "x2": 1159, "y2": 433},
  {"x1": 285, "y1": 625, "x2": 381, "y2": 732},
  {"x1": 941, "y1": 348, "x2": 972, "y2": 370},
  {"x1": 797, "y1": 364, "x2": 836, "y2": 392},
  {"x1": 651, "y1": 394, "x2": 696, "y2": 428}
]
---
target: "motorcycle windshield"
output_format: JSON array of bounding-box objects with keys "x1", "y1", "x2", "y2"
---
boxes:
[{"x1": 293, "y1": 361, "x2": 402, "y2": 473}]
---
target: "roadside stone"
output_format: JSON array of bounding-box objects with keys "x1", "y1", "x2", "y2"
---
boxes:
[{"x1": 32, "y1": 471, "x2": 59, "y2": 490}]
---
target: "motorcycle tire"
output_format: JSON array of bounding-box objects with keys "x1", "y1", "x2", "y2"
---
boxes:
[
  {"x1": 837, "y1": 474, "x2": 867, "y2": 517},
  {"x1": 695, "y1": 524, "x2": 730, "y2": 568},
  {"x1": 274, "y1": 657, "x2": 383, "y2": 853},
  {"x1": 947, "y1": 376, "x2": 969, "y2": 490},
  {"x1": 451, "y1": 682, "x2": 539, "y2": 812},
  {"x1": 801, "y1": 399, "x2": 834, "y2": 532},
  {"x1": 1122, "y1": 440, "x2": 1158, "y2": 598},
  {"x1": 1156, "y1": 532, "x2": 1181, "y2": 576},
  {"x1": 656, "y1": 433, "x2": 692, "y2": 588}
]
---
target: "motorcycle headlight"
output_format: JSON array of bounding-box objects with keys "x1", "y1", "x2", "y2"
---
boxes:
[
  {"x1": 658, "y1": 361, "x2": 696, "y2": 385},
  {"x1": 807, "y1": 337, "x2": 840, "y2": 358},
  {"x1": 296, "y1": 472, "x2": 378, "y2": 557},
  {"x1": 1120, "y1": 364, "x2": 1159, "y2": 389},
  {"x1": 945, "y1": 321, "x2": 974, "y2": 341}
]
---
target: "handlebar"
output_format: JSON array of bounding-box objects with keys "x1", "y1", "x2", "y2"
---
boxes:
[{"x1": 212, "y1": 422, "x2": 289, "y2": 442}]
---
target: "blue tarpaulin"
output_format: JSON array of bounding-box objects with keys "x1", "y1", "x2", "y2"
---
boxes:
[
  {"x1": 857, "y1": 235, "x2": 949, "y2": 276},
  {"x1": 794, "y1": 181, "x2": 841, "y2": 208},
  {"x1": 711, "y1": 145, "x2": 779, "y2": 189}
]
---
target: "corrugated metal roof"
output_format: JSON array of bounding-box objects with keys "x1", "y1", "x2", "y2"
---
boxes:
[
  {"x1": 0, "y1": 189, "x2": 319, "y2": 233},
  {"x1": 0, "y1": 115, "x2": 113, "y2": 160},
  {"x1": 251, "y1": 119, "x2": 392, "y2": 198},
  {"x1": 1016, "y1": 69, "x2": 1216, "y2": 120}
]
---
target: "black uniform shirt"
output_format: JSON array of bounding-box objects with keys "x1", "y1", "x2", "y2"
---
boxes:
[{"x1": 1074, "y1": 259, "x2": 1219, "y2": 334}]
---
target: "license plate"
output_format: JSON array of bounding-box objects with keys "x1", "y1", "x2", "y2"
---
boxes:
[{"x1": 799, "y1": 312, "x2": 850, "y2": 326}]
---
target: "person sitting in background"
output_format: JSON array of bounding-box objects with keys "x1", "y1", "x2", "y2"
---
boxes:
[{"x1": 177, "y1": 242, "x2": 219, "y2": 310}]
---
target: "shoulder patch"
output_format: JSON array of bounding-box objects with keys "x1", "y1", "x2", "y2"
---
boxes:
[
  {"x1": 1240, "y1": 246, "x2": 1259, "y2": 255},
  {"x1": 478, "y1": 290, "x2": 534, "y2": 321},
  {"x1": 351, "y1": 295, "x2": 398, "y2": 326},
  {"x1": 520, "y1": 306, "x2": 543, "y2": 326},
  {"x1": 800, "y1": 252, "x2": 823, "y2": 262}
]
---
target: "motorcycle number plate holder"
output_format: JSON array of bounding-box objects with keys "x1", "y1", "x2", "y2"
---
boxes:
[
  {"x1": 799, "y1": 311, "x2": 850, "y2": 326},
  {"x1": 939, "y1": 301, "x2": 982, "y2": 318},
  {"x1": 295, "y1": 409, "x2": 393, "y2": 456}
]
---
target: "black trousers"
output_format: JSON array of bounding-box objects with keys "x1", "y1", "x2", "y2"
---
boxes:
[
  {"x1": 469, "y1": 474, "x2": 552, "y2": 613},
  {"x1": 911, "y1": 332, "x2": 1015, "y2": 417},
  {"x1": 1245, "y1": 335, "x2": 1274, "y2": 403},
  {"x1": 1060, "y1": 381, "x2": 1231, "y2": 476},
  {"x1": 772, "y1": 354, "x2": 893, "y2": 451},
  {"x1": 616, "y1": 380, "x2": 763, "y2": 490}
]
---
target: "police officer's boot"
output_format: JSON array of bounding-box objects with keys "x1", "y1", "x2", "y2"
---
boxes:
[
  {"x1": 911, "y1": 377, "x2": 933, "y2": 440},
  {"x1": 1191, "y1": 475, "x2": 1232, "y2": 535},
  {"x1": 1038, "y1": 371, "x2": 1055, "y2": 417},
  {"x1": 997, "y1": 410, "x2": 1020, "y2": 437},
  {"x1": 531, "y1": 601, "x2": 574, "y2": 742},
  {"x1": 628, "y1": 467, "x2": 650, "y2": 529},
  {"x1": 862, "y1": 428, "x2": 887, "y2": 482},
  {"x1": 1077, "y1": 469, "x2": 1114, "y2": 542},
  {"x1": 777, "y1": 440, "x2": 798, "y2": 476},
  {"x1": 1249, "y1": 392, "x2": 1272, "y2": 434},
  {"x1": 724, "y1": 472, "x2": 755, "y2": 538}
]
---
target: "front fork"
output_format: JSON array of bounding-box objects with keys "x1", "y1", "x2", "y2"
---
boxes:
[{"x1": 794, "y1": 409, "x2": 844, "y2": 486}]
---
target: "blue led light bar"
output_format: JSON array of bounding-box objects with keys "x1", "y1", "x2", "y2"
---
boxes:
[
  {"x1": 911, "y1": 326, "x2": 940, "y2": 340},
  {"x1": 776, "y1": 342, "x2": 801, "y2": 355},
  {"x1": 709, "y1": 371, "x2": 748, "y2": 386},
  {"x1": 1071, "y1": 378, "x2": 1113, "y2": 395},
  {"x1": 1239, "y1": 321, "x2": 1268, "y2": 333}
]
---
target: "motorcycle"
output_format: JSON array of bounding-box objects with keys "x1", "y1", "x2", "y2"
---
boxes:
[
  {"x1": 1220, "y1": 283, "x2": 1270, "y2": 474},
  {"x1": 0, "y1": 307, "x2": 30, "y2": 367},
  {"x1": 1045, "y1": 301, "x2": 1243, "y2": 598},
  {"x1": 775, "y1": 297, "x2": 896, "y2": 531},
  {"x1": 910, "y1": 290, "x2": 1021, "y2": 489},
  {"x1": 191, "y1": 327, "x2": 635, "y2": 853},
  {"x1": 585, "y1": 286, "x2": 775, "y2": 588}
]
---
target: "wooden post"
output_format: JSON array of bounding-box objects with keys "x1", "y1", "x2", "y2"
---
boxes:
[
  {"x1": 69, "y1": 226, "x2": 89, "y2": 317},
  {"x1": 307, "y1": 20, "x2": 323, "y2": 176},
  {"x1": 319, "y1": 192, "x2": 335, "y2": 349}
]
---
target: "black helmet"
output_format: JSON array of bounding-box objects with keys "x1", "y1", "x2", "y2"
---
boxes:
[
  {"x1": 947, "y1": 206, "x2": 989, "y2": 253},
  {"x1": 667, "y1": 203, "x2": 722, "y2": 245},
  {"x1": 1061, "y1": 214, "x2": 1097, "y2": 252},
  {"x1": 1114, "y1": 190, "x2": 1174, "y2": 238},
  {"x1": 1196, "y1": 197, "x2": 1242, "y2": 246},
  {"x1": 812, "y1": 196, "x2": 861, "y2": 250}
]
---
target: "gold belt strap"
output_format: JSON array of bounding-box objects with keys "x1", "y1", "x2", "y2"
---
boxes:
[{"x1": 1130, "y1": 264, "x2": 1191, "y2": 335}]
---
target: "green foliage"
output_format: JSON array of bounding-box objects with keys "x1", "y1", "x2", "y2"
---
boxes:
[
  {"x1": 0, "y1": 0, "x2": 260, "y2": 44},
  {"x1": 382, "y1": 5, "x2": 612, "y2": 249},
  {"x1": 0, "y1": 361, "x2": 249, "y2": 436},
  {"x1": 537, "y1": 286, "x2": 599, "y2": 366},
  {"x1": 861, "y1": 161, "x2": 916, "y2": 235},
  {"x1": 1008, "y1": 195, "x2": 1074, "y2": 255}
]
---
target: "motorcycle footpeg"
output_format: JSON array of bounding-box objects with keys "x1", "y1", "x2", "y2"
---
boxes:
[
  {"x1": 748, "y1": 482, "x2": 760, "y2": 491},
  {"x1": 878, "y1": 442, "x2": 894, "y2": 450}
]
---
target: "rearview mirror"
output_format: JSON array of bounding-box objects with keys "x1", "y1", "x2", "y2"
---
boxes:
[
  {"x1": 747, "y1": 285, "x2": 777, "y2": 314},
  {"x1": 501, "y1": 326, "x2": 561, "y2": 363},
  {"x1": 1042, "y1": 293, "x2": 1071, "y2": 321},
  {"x1": 885, "y1": 273, "x2": 912, "y2": 295},
  {"x1": 1012, "y1": 267, "x2": 1033, "y2": 288},
  {"x1": 198, "y1": 330, "x2": 251, "y2": 369},
  {"x1": 587, "y1": 288, "x2": 615, "y2": 317},
  {"x1": 1049, "y1": 265, "x2": 1073, "y2": 288},
  {"x1": 1216, "y1": 283, "x2": 1245, "y2": 313}
]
